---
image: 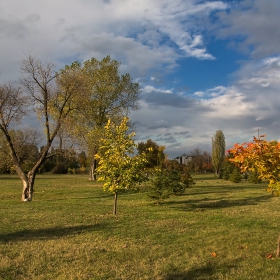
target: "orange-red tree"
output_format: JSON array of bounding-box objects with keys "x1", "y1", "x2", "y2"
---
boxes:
[{"x1": 228, "y1": 135, "x2": 280, "y2": 195}]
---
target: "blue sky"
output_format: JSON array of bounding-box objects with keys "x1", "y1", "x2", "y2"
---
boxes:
[{"x1": 1, "y1": 0, "x2": 280, "y2": 158}]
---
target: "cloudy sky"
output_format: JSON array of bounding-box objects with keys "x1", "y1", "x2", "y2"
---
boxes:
[{"x1": 1, "y1": 0, "x2": 280, "y2": 158}]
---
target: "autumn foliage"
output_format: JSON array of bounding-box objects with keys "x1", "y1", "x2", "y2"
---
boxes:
[
  {"x1": 228, "y1": 135, "x2": 280, "y2": 195},
  {"x1": 95, "y1": 117, "x2": 148, "y2": 214}
]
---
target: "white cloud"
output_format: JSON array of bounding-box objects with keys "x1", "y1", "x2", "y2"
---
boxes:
[
  {"x1": 0, "y1": 0, "x2": 227, "y2": 81},
  {"x1": 131, "y1": 54, "x2": 280, "y2": 157},
  {"x1": 143, "y1": 85, "x2": 173, "y2": 94},
  {"x1": 193, "y1": 91, "x2": 204, "y2": 97},
  {"x1": 216, "y1": 0, "x2": 280, "y2": 58}
]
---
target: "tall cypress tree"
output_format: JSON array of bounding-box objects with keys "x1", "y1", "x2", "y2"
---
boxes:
[{"x1": 212, "y1": 130, "x2": 225, "y2": 176}]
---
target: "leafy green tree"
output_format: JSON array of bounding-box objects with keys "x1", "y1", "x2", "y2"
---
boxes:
[
  {"x1": 95, "y1": 117, "x2": 147, "y2": 215},
  {"x1": 65, "y1": 56, "x2": 140, "y2": 181},
  {"x1": 212, "y1": 130, "x2": 225, "y2": 176}
]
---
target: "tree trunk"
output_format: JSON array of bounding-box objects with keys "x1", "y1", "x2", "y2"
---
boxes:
[
  {"x1": 21, "y1": 172, "x2": 36, "y2": 201},
  {"x1": 113, "y1": 192, "x2": 118, "y2": 215},
  {"x1": 89, "y1": 159, "x2": 97, "y2": 181},
  {"x1": 277, "y1": 233, "x2": 280, "y2": 257},
  {"x1": 215, "y1": 168, "x2": 220, "y2": 177}
]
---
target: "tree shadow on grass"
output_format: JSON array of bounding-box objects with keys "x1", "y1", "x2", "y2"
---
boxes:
[
  {"x1": 50, "y1": 193, "x2": 113, "y2": 201},
  {"x1": 165, "y1": 194, "x2": 272, "y2": 211},
  {"x1": 193, "y1": 175, "x2": 219, "y2": 181},
  {"x1": 0, "y1": 176, "x2": 20, "y2": 180},
  {"x1": 168, "y1": 184, "x2": 267, "y2": 200},
  {"x1": 190, "y1": 184, "x2": 265, "y2": 193},
  {"x1": 0, "y1": 223, "x2": 107, "y2": 243},
  {"x1": 163, "y1": 259, "x2": 239, "y2": 280}
]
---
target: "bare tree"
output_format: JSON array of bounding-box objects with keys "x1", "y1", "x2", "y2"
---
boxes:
[{"x1": 0, "y1": 55, "x2": 83, "y2": 201}]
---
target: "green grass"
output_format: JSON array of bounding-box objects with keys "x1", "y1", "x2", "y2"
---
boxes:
[{"x1": 1, "y1": 174, "x2": 280, "y2": 279}]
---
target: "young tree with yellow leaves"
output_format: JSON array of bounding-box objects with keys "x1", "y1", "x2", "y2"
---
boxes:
[{"x1": 94, "y1": 117, "x2": 147, "y2": 215}]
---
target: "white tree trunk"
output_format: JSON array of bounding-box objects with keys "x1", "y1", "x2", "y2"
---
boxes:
[
  {"x1": 89, "y1": 159, "x2": 97, "y2": 181},
  {"x1": 21, "y1": 172, "x2": 35, "y2": 201}
]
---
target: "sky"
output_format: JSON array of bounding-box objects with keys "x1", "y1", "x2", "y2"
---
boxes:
[{"x1": 1, "y1": 0, "x2": 280, "y2": 159}]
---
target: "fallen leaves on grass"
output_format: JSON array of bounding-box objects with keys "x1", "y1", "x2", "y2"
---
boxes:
[{"x1": 267, "y1": 254, "x2": 273, "y2": 259}]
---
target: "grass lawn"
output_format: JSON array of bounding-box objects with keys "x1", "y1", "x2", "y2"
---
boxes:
[{"x1": 1, "y1": 174, "x2": 280, "y2": 279}]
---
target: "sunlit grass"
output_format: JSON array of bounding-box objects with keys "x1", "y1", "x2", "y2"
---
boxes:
[{"x1": 1, "y1": 174, "x2": 280, "y2": 279}]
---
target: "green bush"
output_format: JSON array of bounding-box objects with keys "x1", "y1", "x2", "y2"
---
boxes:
[
  {"x1": 168, "y1": 170, "x2": 185, "y2": 195},
  {"x1": 181, "y1": 171, "x2": 195, "y2": 189},
  {"x1": 248, "y1": 171, "x2": 262, "y2": 184},
  {"x1": 147, "y1": 169, "x2": 173, "y2": 203},
  {"x1": 230, "y1": 168, "x2": 242, "y2": 183},
  {"x1": 147, "y1": 168, "x2": 193, "y2": 203},
  {"x1": 221, "y1": 159, "x2": 235, "y2": 180}
]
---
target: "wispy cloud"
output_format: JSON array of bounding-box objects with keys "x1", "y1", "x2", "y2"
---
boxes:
[
  {"x1": 0, "y1": 0, "x2": 227, "y2": 80},
  {"x1": 215, "y1": 0, "x2": 280, "y2": 58}
]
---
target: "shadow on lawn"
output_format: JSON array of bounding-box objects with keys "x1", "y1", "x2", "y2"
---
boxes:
[
  {"x1": 0, "y1": 223, "x2": 106, "y2": 243},
  {"x1": 163, "y1": 260, "x2": 237, "y2": 280},
  {"x1": 190, "y1": 184, "x2": 265, "y2": 193},
  {"x1": 166, "y1": 194, "x2": 272, "y2": 211}
]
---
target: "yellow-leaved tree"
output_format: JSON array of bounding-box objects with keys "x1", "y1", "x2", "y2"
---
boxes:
[{"x1": 95, "y1": 117, "x2": 147, "y2": 214}]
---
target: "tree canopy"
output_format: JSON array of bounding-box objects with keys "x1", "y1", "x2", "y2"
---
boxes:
[
  {"x1": 65, "y1": 55, "x2": 140, "y2": 180},
  {"x1": 228, "y1": 135, "x2": 280, "y2": 195}
]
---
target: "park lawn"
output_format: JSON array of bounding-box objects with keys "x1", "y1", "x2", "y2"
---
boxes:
[{"x1": 0, "y1": 174, "x2": 280, "y2": 280}]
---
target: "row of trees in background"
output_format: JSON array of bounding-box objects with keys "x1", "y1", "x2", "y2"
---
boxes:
[
  {"x1": 187, "y1": 148, "x2": 212, "y2": 174},
  {"x1": 0, "y1": 130, "x2": 88, "y2": 174},
  {"x1": 0, "y1": 131, "x2": 213, "y2": 176}
]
